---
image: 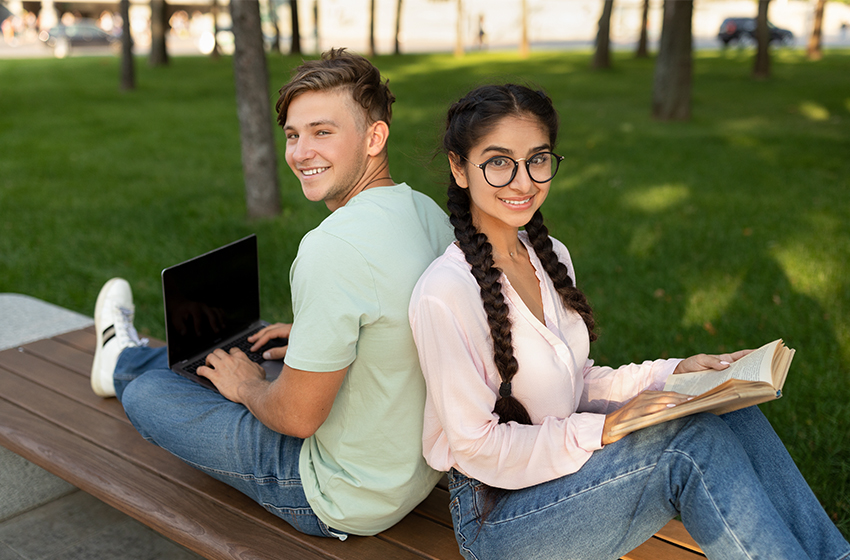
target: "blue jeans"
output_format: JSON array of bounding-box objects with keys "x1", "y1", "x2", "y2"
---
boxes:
[
  {"x1": 114, "y1": 346, "x2": 348, "y2": 539},
  {"x1": 448, "y1": 408, "x2": 850, "y2": 560}
]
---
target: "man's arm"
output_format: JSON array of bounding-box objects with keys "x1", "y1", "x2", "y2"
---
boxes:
[
  {"x1": 197, "y1": 346, "x2": 347, "y2": 439},
  {"x1": 211, "y1": 230, "x2": 366, "y2": 437}
]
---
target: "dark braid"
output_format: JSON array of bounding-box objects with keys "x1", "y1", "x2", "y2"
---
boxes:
[
  {"x1": 447, "y1": 185, "x2": 532, "y2": 425},
  {"x1": 443, "y1": 84, "x2": 597, "y2": 428},
  {"x1": 525, "y1": 210, "x2": 597, "y2": 341}
]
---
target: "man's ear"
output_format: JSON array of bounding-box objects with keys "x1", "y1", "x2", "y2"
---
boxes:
[
  {"x1": 448, "y1": 152, "x2": 468, "y2": 188},
  {"x1": 366, "y1": 121, "x2": 390, "y2": 157}
]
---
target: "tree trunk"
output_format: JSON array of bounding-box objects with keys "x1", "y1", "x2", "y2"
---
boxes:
[
  {"x1": 394, "y1": 0, "x2": 402, "y2": 54},
  {"x1": 290, "y1": 0, "x2": 301, "y2": 54},
  {"x1": 369, "y1": 0, "x2": 376, "y2": 56},
  {"x1": 636, "y1": 0, "x2": 649, "y2": 57},
  {"x1": 652, "y1": 0, "x2": 692, "y2": 121},
  {"x1": 519, "y1": 0, "x2": 529, "y2": 58},
  {"x1": 149, "y1": 0, "x2": 169, "y2": 66},
  {"x1": 268, "y1": 0, "x2": 281, "y2": 54},
  {"x1": 753, "y1": 0, "x2": 771, "y2": 79},
  {"x1": 807, "y1": 0, "x2": 826, "y2": 61},
  {"x1": 454, "y1": 0, "x2": 463, "y2": 57},
  {"x1": 312, "y1": 0, "x2": 320, "y2": 53},
  {"x1": 231, "y1": 0, "x2": 281, "y2": 218},
  {"x1": 210, "y1": 0, "x2": 220, "y2": 59},
  {"x1": 593, "y1": 0, "x2": 614, "y2": 69},
  {"x1": 120, "y1": 0, "x2": 135, "y2": 90}
]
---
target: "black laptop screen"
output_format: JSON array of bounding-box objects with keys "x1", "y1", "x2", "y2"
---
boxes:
[{"x1": 162, "y1": 235, "x2": 260, "y2": 364}]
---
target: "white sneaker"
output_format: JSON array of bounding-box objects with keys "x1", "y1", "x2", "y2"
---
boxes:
[{"x1": 91, "y1": 278, "x2": 148, "y2": 397}]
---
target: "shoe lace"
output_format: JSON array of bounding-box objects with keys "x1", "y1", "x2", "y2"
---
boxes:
[{"x1": 117, "y1": 306, "x2": 149, "y2": 348}]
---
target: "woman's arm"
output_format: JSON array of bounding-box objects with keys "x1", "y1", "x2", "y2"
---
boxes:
[{"x1": 579, "y1": 358, "x2": 681, "y2": 414}]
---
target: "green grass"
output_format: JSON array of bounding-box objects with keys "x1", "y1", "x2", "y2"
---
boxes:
[{"x1": 1, "y1": 48, "x2": 848, "y2": 537}]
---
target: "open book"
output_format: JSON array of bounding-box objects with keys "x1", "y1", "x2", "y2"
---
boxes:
[{"x1": 605, "y1": 339, "x2": 795, "y2": 440}]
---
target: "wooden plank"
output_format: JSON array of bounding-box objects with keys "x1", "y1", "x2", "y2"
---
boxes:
[
  {"x1": 52, "y1": 326, "x2": 97, "y2": 353},
  {"x1": 0, "y1": 363, "x2": 271, "y2": 509},
  {"x1": 0, "y1": 401, "x2": 323, "y2": 560},
  {"x1": 411, "y1": 485, "x2": 452, "y2": 528},
  {"x1": 0, "y1": 399, "x2": 428, "y2": 560},
  {"x1": 655, "y1": 520, "x2": 703, "y2": 554},
  {"x1": 15, "y1": 336, "x2": 94, "y2": 377},
  {"x1": 0, "y1": 346, "x2": 129, "y2": 423},
  {"x1": 378, "y1": 512, "x2": 461, "y2": 560},
  {"x1": 621, "y1": 535, "x2": 706, "y2": 560},
  {"x1": 435, "y1": 476, "x2": 449, "y2": 492}
]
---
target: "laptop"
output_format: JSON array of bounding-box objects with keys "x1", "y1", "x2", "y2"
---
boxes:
[{"x1": 161, "y1": 234, "x2": 286, "y2": 392}]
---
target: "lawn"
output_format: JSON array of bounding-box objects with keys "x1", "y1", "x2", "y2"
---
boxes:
[{"x1": 1, "y1": 47, "x2": 848, "y2": 537}]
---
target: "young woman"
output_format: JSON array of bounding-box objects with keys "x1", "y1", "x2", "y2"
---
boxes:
[{"x1": 408, "y1": 84, "x2": 849, "y2": 560}]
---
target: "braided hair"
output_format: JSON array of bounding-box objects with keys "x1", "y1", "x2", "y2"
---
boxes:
[{"x1": 443, "y1": 84, "x2": 596, "y2": 426}]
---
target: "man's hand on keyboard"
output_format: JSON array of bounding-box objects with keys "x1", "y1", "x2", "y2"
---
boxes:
[
  {"x1": 197, "y1": 347, "x2": 266, "y2": 404},
  {"x1": 249, "y1": 323, "x2": 291, "y2": 360}
]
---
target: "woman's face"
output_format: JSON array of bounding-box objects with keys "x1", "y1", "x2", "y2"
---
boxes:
[{"x1": 450, "y1": 114, "x2": 552, "y2": 235}]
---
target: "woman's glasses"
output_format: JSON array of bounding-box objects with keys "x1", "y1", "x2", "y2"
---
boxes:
[{"x1": 466, "y1": 151, "x2": 564, "y2": 188}]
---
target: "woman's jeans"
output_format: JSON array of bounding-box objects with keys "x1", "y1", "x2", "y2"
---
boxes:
[
  {"x1": 448, "y1": 407, "x2": 850, "y2": 560},
  {"x1": 113, "y1": 346, "x2": 347, "y2": 539}
]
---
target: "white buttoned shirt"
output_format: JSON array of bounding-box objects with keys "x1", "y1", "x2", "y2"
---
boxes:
[{"x1": 409, "y1": 232, "x2": 679, "y2": 490}]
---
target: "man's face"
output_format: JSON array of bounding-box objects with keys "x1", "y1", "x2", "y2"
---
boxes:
[{"x1": 283, "y1": 89, "x2": 371, "y2": 211}]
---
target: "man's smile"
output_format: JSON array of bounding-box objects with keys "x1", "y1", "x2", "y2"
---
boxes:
[{"x1": 302, "y1": 166, "x2": 330, "y2": 177}]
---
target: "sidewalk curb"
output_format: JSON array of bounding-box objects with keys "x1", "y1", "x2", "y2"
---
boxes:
[{"x1": 0, "y1": 293, "x2": 93, "y2": 352}]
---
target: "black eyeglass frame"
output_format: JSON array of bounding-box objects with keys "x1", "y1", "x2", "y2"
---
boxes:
[{"x1": 465, "y1": 151, "x2": 565, "y2": 188}]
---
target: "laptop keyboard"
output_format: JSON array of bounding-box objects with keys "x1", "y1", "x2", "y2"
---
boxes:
[{"x1": 183, "y1": 328, "x2": 287, "y2": 375}]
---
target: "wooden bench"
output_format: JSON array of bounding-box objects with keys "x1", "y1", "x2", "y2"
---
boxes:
[{"x1": 0, "y1": 326, "x2": 706, "y2": 559}]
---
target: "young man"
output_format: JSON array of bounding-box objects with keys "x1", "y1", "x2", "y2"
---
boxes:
[{"x1": 91, "y1": 49, "x2": 454, "y2": 538}]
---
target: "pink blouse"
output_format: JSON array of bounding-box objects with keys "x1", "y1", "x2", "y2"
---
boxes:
[{"x1": 409, "y1": 233, "x2": 680, "y2": 490}]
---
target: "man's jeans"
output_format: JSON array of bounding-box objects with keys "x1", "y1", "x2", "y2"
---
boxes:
[
  {"x1": 114, "y1": 346, "x2": 347, "y2": 539},
  {"x1": 447, "y1": 407, "x2": 850, "y2": 560}
]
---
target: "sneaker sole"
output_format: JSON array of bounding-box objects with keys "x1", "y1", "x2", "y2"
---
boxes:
[{"x1": 91, "y1": 278, "x2": 124, "y2": 397}]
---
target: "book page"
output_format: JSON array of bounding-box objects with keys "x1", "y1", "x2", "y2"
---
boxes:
[{"x1": 663, "y1": 340, "x2": 777, "y2": 396}]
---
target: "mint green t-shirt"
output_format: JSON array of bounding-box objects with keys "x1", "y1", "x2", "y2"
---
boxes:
[{"x1": 284, "y1": 184, "x2": 454, "y2": 535}]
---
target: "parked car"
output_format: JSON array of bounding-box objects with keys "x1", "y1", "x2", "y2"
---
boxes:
[
  {"x1": 38, "y1": 19, "x2": 119, "y2": 58},
  {"x1": 718, "y1": 17, "x2": 794, "y2": 47}
]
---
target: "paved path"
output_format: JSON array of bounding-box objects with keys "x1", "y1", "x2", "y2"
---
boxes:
[{"x1": 0, "y1": 294, "x2": 201, "y2": 560}]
